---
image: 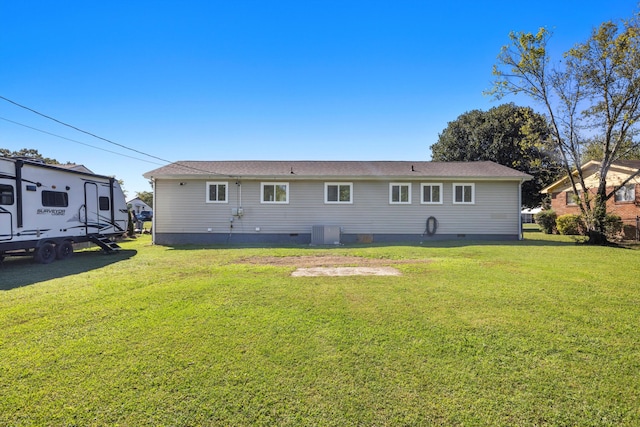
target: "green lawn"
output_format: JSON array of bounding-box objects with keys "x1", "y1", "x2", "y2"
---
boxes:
[{"x1": 1, "y1": 233, "x2": 639, "y2": 426}]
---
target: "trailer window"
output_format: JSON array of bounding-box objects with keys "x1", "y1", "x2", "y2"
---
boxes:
[
  {"x1": 0, "y1": 184, "x2": 14, "y2": 205},
  {"x1": 42, "y1": 190, "x2": 69, "y2": 207},
  {"x1": 99, "y1": 196, "x2": 110, "y2": 211}
]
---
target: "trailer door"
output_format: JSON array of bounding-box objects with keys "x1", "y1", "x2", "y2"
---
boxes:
[
  {"x1": 0, "y1": 209, "x2": 11, "y2": 241},
  {"x1": 0, "y1": 184, "x2": 15, "y2": 241},
  {"x1": 84, "y1": 182, "x2": 100, "y2": 233}
]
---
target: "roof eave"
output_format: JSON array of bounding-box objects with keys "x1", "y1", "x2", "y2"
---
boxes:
[
  {"x1": 540, "y1": 159, "x2": 640, "y2": 193},
  {"x1": 146, "y1": 173, "x2": 532, "y2": 181}
]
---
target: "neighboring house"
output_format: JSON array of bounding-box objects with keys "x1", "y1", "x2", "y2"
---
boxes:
[
  {"x1": 56, "y1": 163, "x2": 94, "y2": 174},
  {"x1": 541, "y1": 160, "x2": 640, "y2": 236},
  {"x1": 521, "y1": 207, "x2": 542, "y2": 224},
  {"x1": 127, "y1": 197, "x2": 152, "y2": 215},
  {"x1": 143, "y1": 160, "x2": 531, "y2": 245}
]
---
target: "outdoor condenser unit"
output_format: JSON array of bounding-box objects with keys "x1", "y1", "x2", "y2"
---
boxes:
[{"x1": 311, "y1": 225, "x2": 341, "y2": 245}]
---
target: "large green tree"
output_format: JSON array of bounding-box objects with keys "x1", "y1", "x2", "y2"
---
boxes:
[
  {"x1": 489, "y1": 12, "x2": 640, "y2": 243},
  {"x1": 431, "y1": 103, "x2": 563, "y2": 208},
  {"x1": 581, "y1": 137, "x2": 640, "y2": 163}
]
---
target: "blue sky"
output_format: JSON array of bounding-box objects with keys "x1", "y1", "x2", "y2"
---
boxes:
[{"x1": 1, "y1": 1, "x2": 637, "y2": 196}]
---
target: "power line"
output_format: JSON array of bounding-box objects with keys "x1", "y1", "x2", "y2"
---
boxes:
[
  {"x1": 0, "y1": 116, "x2": 165, "y2": 166},
  {"x1": 0, "y1": 95, "x2": 175, "y2": 165},
  {"x1": 0, "y1": 95, "x2": 234, "y2": 178}
]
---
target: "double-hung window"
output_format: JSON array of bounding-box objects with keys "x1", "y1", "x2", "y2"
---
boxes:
[
  {"x1": 615, "y1": 184, "x2": 635, "y2": 203},
  {"x1": 421, "y1": 183, "x2": 442, "y2": 204},
  {"x1": 325, "y1": 183, "x2": 352, "y2": 204},
  {"x1": 206, "y1": 182, "x2": 228, "y2": 203},
  {"x1": 390, "y1": 183, "x2": 411, "y2": 204},
  {"x1": 453, "y1": 183, "x2": 474, "y2": 204},
  {"x1": 565, "y1": 190, "x2": 580, "y2": 205},
  {"x1": 261, "y1": 182, "x2": 289, "y2": 203}
]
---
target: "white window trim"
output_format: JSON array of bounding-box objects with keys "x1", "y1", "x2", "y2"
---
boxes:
[
  {"x1": 566, "y1": 190, "x2": 580, "y2": 206},
  {"x1": 261, "y1": 182, "x2": 289, "y2": 204},
  {"x1": 324, "y1": 182, "x2": 353, "y2": 204},
  {"x1": 389, "y1": 183, "x2": 412, "y2": 204},
  {"x1": 420, "y1": 183, "x2": 443, "y2": 204},
  {"x1": 206, "y1": 181, "x2": 229, "y2": 203},
  {"x1": 615, "y1": 184, "x2": 635, "y2": 203},
  {"x1": 453, "y1": 183, "x2": 475, "y2": 204}
]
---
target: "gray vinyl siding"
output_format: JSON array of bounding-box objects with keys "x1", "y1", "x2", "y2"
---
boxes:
[{"x1": 154, "y1": 179, "x2": 521, "y2": 236}]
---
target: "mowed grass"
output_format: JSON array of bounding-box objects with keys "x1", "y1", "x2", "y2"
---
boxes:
[{"x1": 1, "y1": 234, "x2": 639, "y2": 426}]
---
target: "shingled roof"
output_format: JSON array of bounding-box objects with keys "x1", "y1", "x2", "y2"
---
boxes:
[{"x1": 144, "y1": 160, "x2": 531, "y2": 181}]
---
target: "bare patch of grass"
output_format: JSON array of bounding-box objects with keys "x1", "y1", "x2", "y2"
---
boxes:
[
  {"x1": 235, "y1": 255, "x2": 428, "y2": 267},
  {"x1": 291, "y1": 266, "x2": 401, "y2": 276}
]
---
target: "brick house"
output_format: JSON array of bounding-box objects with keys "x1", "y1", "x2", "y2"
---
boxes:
[{"x1": 541, "y1": 160, "x2": 640, "y2": 237}]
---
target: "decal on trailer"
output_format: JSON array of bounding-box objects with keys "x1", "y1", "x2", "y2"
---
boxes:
[{"x1": 37, "y1": 208, "x2": 66, "y2": 216}]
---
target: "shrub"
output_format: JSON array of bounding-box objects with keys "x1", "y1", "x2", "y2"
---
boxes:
[
  {"x1": 604, "y1": 214, "x2": 623, "y2": 240},
  {"x1": 126, "y1": 211, "x2": 137, "y2": 237},
  {"x1": 556, "y1": 214, "x2": 585, "y2": 235},
  {"x1": 535, "y1": 210, "x2": 557, "y2": 234}
]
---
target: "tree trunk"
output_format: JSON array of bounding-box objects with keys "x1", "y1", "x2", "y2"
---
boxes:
[
  {"x1": 586, "y1": 193, "x2": 608, "y2": 245},
  {"x1": 587, "y1": 229, "x2": 608, "y2": 245}
]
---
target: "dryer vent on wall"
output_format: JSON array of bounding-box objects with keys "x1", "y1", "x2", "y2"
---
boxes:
[{"x1": 311, "y1": 225, "x2": 341, "y2": 245}]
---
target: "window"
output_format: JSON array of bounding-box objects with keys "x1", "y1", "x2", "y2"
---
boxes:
[
  {"x1": 99, "y1": 196, "x2": 110, "y2": 211},
  {"x1": 0, "y1": 184, "x2": 14, "y2": 205},
  {"x1": 565, "y1": 190, "x2": 580, "y2": 205},
  {"x1": 453, "y1": 183, "x2": 474, "y2": 204},
  {"x1": 615, "y1": 184, "x2": 635, "y2": 203},
  {"x1": 325, "y1": 183, "x2": 352, "y2": 203},
  {"x1": 390, "y1": 183, "x2": 411, "y2": 204},
  {"x1": 421, "y1": 183, "x2": 442, "y2": 204},
  {"x1": 206, "y1": 182, "x2": 228, "y2": 203},
  {"x1": 261, "y1": 182, "x2": 289, "y2": 203},
  {"x1": 42, "y1": 190, "x2": 68, "y2": 207}
]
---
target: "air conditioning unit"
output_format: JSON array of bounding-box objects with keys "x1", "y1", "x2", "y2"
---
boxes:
[{"x1": 311, "y1": 225, "x2": 341, "y2": 245}]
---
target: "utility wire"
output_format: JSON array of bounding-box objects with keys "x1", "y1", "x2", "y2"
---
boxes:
[
  {"x1": 0, "y1": 95, "x2": 173, "y2": 164},
  {"x1": 0, "y1": 95, "x2": 234, "y2": 178},
  {"x1": 0, "y1": 116, "x2": 165, "y2": 166}
]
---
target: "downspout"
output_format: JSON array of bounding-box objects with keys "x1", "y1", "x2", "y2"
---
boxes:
[
  {"x1": 15, "y1": 160, "x2": 23, "y2": 228},
  {"x1": 518, "y1": 179, "x2": 524, "y2": 240},
  {"x1": 150, "y1": 177, "x2": 156, "y2": 245}
]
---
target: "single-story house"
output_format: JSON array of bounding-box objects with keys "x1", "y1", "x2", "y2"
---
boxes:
[
  {"x1": 127, "y1": 197, "x2": 152, "y2": 215},
  {"x1": 541, "y1": 160, "x2": 640, "y2": 236},
  {"x1": 143, "y1": 160, "x2": 532, "y2": 245},
  {"x1": 55, "y1": 163, "x2": 94, "y2": 174}
]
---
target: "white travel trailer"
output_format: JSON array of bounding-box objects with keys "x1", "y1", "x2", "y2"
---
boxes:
[{"x1": 0, "y1": 157, "x2": 129, "y2": 263}]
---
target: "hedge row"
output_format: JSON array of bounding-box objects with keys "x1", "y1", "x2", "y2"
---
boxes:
[{"x1": 534, "y1": 210, "x2": 623, "y2": 238}]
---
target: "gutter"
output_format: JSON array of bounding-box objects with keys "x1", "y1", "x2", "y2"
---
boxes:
[
  {"x1": 146, "y1": 174, "x2": 532, "y2": 182},
  {"x1": 150, "y1": 178, "x2": 156, "y2": 245}
]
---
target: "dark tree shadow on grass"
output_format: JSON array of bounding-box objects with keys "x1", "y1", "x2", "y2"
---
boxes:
[{"x1": 0, "y1": 250, "x2": 137, "y2": 291}]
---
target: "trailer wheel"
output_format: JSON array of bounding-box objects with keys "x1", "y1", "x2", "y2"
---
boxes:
[
  {"x1": 56, "y1": 241, "x2": 74, "y2": 260},
  {"x1": 34, "y1": 242, "x2": 56, "y2": 264}
]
